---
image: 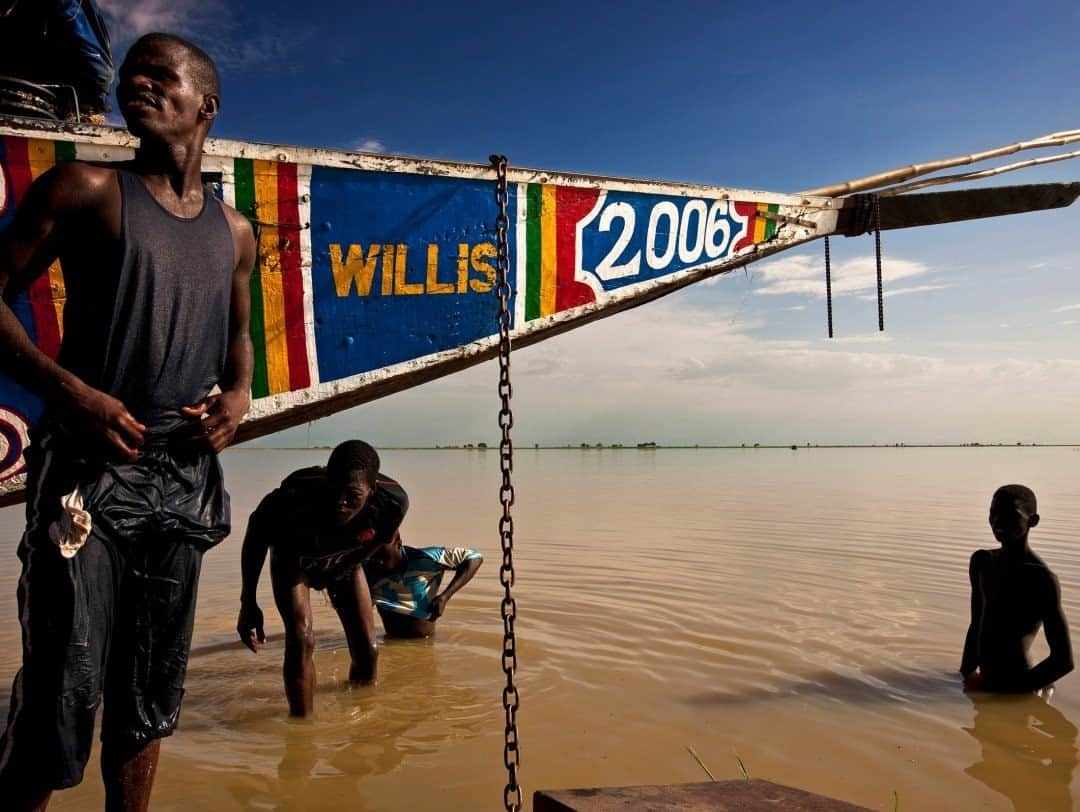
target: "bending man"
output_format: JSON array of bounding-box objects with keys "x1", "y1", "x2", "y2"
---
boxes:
[{"x1": 238, "y1": 441, "x2": 407, "y2": 716}]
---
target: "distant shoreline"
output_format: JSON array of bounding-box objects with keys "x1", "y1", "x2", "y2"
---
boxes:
[{"x1": 238, "y1": 443, "x2": 1080, "y2": 451}]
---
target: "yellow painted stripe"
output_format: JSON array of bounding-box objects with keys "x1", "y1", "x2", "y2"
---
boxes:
[
  {"x1": 540, "y1": 185, "x2": 557, "y2": 316},
  {"x1": 253, "y1": 160, "x2": 289, "y2": 394},
  {"x1": 753, "y1": 202, "x2": 767, "y2": 243},
  {"x1": 26, "y1": 141, "x2": 65, "y2": 336}
]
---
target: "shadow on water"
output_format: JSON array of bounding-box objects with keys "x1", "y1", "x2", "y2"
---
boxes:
[
  {"x1": 964, "y1": 693, "x2": 1078, "y2": 812},
  {"x1": 684, "y1": 667, "x2": 959, "y2": 707}
]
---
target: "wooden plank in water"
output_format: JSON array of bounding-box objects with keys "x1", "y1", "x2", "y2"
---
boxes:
[{"x1": 533, "y1": 779, "x2": 873, "y2": 811}]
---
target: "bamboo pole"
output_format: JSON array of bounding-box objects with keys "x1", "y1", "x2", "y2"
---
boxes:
[
  {"x1": 877, "y1": 149, "x2": 1080, "y2": 196},
  {"x1": 800, "y1": 129, "x2": 1080, "y2": 197}
]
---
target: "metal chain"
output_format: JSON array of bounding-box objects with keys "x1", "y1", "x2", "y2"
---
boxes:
[
  {"x1": 824, "y1": 236, "x2": 834, "y2": 339},
  {"x1": 490, "y1": 154, "x2": 521, "y2": 812},
  {"x1": 873, "y1": 194, "x2": 885, "y2": 331}
]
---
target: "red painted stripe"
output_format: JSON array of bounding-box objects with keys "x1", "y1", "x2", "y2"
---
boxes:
[
  {"x1": 554, "y1": 187, "x2": 600, "y2": 312},
  {"x1": 733, "y1": 202, "x2": 758, "y2": 252},
  {"x1": 4, "y1": 137, "x2": 32, "y2": 200},
  {"x1": 6, "y1": 139, "x2": 61, "y2": 358},
  {"x1": 3, "y1": 139, "x2": 40, "y2": 346},
  {"x1": 276, "y1": 164, "x2": 310, "y2": 390}
]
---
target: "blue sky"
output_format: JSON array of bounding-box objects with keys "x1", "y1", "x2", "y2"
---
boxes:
[{"x1": 100, "y1": 1, "x2": 1080, "y2": 446}]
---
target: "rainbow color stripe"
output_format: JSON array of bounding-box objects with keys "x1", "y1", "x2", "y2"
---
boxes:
[
  {"x1": 0, "y1": 136, "x2": 74, "y2": 360},
  {"x1": 522, "y1": 183, "x2": 599, "y2": 320},
  {"x1": 217, "y1": 159, "x2": 311, "y2": 399},
  {"x1": 733, "y1": 201, "x2": 779, "y2": 251}
]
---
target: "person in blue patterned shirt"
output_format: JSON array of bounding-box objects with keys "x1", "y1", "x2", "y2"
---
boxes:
[{"x1": 366, "y1": 536, "x2": 483, "y2": 638}]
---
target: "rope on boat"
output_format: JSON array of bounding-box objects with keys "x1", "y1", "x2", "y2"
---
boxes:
[
  {"x1": 875, "y1": 149, "x2": 1080, "y2": 196},
  {"x1": 800, "y1": 128, "x2": 1080, "y2": 198}
]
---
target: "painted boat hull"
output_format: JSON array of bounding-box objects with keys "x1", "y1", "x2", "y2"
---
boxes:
[{"x1": 0, "y1": 117, "x2": 1076, "y2": 502}]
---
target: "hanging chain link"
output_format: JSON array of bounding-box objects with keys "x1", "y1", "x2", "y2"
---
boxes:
[
  {"x1": 490, "y1": 154, "x2": 521, "y2": 812},
  {"x1": 823, "y1": 235, "x2": 834, "y2": 339},
  {"x1": 873, "y1": 194, "x2": 885, "y2": 331}
]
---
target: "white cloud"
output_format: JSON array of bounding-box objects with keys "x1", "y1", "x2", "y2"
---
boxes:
[
  {"x1": 99, "y1": 1, "x2": 311, "y2": 70},
  {"x1": 856, "y1": 283, "x2": 954, "y2": 301},
  {"x1": 827, "y1": 333, "x2": 894, "y2": 345},
  {"x1": 752, "y1": 255, "x2": 932, "y2": 298},
  {"x1": 98, "y1": 0, "x2": 212, "y2": 40},
  {"x1": 352, "y1": 138, "x2": 387, "y2": 154}
]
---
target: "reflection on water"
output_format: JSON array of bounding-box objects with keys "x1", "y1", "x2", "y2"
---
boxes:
[
  {"x1": 687, "y1": 667, "x2": 959, "y2": 707},
  {"x1": 965, "y1": 694, "x2": 1078, "y2": 812},
  {"x1": 0, "y1": 447, "x2": 1078, "y2": 810}
]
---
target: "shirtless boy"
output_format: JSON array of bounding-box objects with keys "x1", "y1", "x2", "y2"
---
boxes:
[{"x1": 961, "y1": 484, "x2": 1074, "y2": 693}]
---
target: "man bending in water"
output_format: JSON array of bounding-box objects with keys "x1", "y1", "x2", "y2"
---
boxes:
[
  {"x1": 238, "y1": 441, "x2": 407, "y2": 716},
  {"x1": 961, "y1": 484, "x2": 1074, "y2": 693}
]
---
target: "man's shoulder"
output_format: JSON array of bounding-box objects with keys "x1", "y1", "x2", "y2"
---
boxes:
[
  {"x1": 32, "y1": 160, "x2": 117, "y2": 208},
  {"x1": 280, "y1": 465, "x2": 327, "y2": 492},
  {"x1": 215, "y1": 198, "x2": 255, "y2": 241}
]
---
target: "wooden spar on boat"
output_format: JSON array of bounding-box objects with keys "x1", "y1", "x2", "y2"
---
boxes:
[{"x1": 0, "y1": 116, "x2": 1077, "y2": 503}]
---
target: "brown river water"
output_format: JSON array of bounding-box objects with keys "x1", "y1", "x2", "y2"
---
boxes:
[{"x1": 1, "y1": 446, "x2": 1079, "y2": 811}]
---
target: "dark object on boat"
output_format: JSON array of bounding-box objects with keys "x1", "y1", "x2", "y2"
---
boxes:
[
  {"x1": 534, "y1": 779, "x2": 873, "y2": 811},
  {"x1": 0, "y1": 0, "x2": 114, "y2": 120},
  {"x1": 0, "y1": 76, "x2": 63, "y2": 120},
  {"x1": 837, "y1": 184, "x2": 1080, "y2": 236}
]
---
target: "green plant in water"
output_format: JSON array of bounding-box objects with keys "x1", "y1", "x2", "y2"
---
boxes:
[
  {"x1": 733, "y1": 749, "x2": 750, "y2": 780},
  {"x1": 684, "y1": 746, "x2": 716, "y2": 781}
]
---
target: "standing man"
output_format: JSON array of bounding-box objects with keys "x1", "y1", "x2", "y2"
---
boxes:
[
  {"x1": 238, "y1": 441, "x2": 408, "y2": 717},
  {"x1": 0, "y1": 33, "x2": 254, "y2": 811}
]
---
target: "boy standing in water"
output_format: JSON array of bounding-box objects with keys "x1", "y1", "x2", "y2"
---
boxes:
[{"x1": 961, "y1": 484, "x2": 1074, "y2": 693}]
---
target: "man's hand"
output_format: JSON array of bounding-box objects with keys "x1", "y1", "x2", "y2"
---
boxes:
[
  {"x1": 66, "y1": 383, "x2": 145, "y2": 459},
  {"x1": 183, "y1": 388, "x2": 250, "y2": 452},
  {"x1": 237, "y1": 602, "x2": 266, "y2": 653},
  {"x1": 963, "y1": 671, "x2": 984, "y2": 692},
  {"x1": 429, "y1": 594, "x2": 448, "y2": 621}
]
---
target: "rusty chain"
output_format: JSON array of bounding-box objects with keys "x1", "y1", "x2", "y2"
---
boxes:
[
  {"x1": 490, "y1": 154, "x2": 521, "y2": 812},
  {"x1": 824, "y1": 236, "x2": 834, "y2": 339},
  {"x1": 873, "y1": 194, "x2": 885, "y2": 331}
]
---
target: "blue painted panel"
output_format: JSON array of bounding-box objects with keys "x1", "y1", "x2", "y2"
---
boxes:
[{"x1": 310, "y1": 167, "x2": 514, "y2": 384}]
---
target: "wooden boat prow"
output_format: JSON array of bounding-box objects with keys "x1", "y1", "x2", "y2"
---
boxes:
[{"x1": 0, "y1": 116, "x2": 1077, "y2": 503}]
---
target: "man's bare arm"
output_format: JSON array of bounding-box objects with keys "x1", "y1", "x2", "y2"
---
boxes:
[
  {"x1": 238, "y1": 497, "x2": 274, "y2": 652},
  {"x1": 0, "y1": 163, "x2": 145, "y2": 456},
  {"x1": 961, "y1": 551, "x2": 984, "y2": 678},
  {"x1": 184, "y1": 208, "x2": 254, "y2": 451},
  {"x1": 1020, "y1": 574, "x2": 1074, "y2": 692},
  {"x1": 429, "y1": 554, "x2": 483, "y2": 620}
]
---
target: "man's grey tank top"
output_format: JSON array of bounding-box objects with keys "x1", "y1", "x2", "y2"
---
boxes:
[{"x1": 57, "y1": 169, "x2": 235, "y2": 435}]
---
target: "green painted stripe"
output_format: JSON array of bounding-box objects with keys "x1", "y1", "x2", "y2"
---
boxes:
[
  {"x1": 54, "y1": 141, "x2": 76, "y2": 162},
  {"x1": 525, "y1": 183, "x2": 542, "y2": 320},
  {"x1": 765, "y1": 203, "x2": 778, "y2": 241},
  {"x1": 233, "y1": 159, "x2": 269, "y2": 399}
]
